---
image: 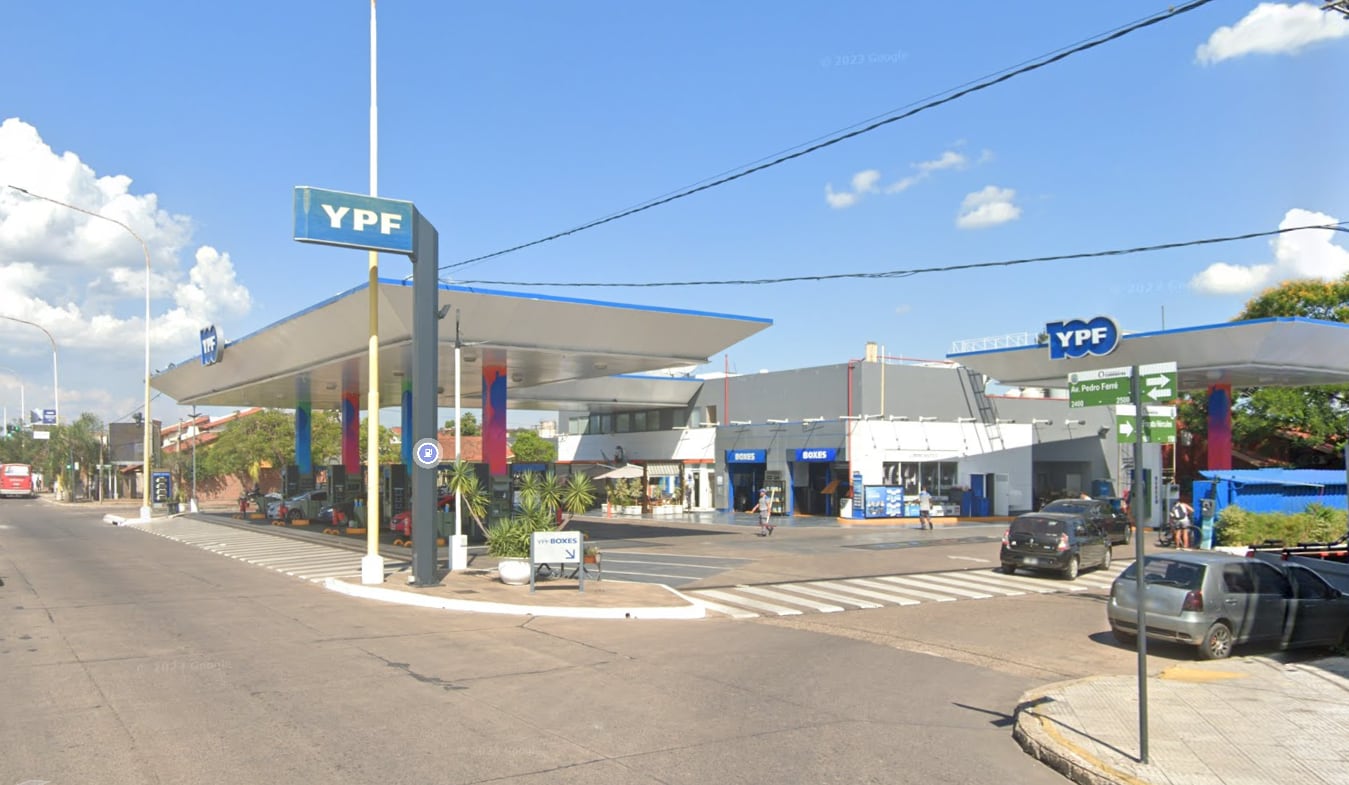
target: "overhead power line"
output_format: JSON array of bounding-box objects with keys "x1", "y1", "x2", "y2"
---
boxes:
[
  {"x1": 456, "y1": 222, "x2": 1349, "y2": 289},
  {"x1": 442, "y1": 0, "x2": 1217, "y2": 273}
]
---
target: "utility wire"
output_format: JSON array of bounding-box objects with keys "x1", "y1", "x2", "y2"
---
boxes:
[
  {"x1": 456, "y1": 222, "x2": 1349, "y2": 288},
  {"x1": 441, "y1": 0, "x2": 1217, "y2": 273}
]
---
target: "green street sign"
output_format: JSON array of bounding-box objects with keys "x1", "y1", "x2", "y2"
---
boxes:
[
  {"x1": 1139, "y1": 361, "x2": 1178, "y2": 403},
  {"x1": 1115, "y1": 404, "x2": 1177, "y2": 444},
  {"x1": 1068, "y1": 365, "x2": 1133, "y2": 408}
]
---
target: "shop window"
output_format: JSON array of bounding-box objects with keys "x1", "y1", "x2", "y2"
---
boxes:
[
  {"x1": 615, "y1": 413, "x2": 631, "y2": 433},
  {"x1": 632, "y1": 411, "x2": 647, "y2": 432}
]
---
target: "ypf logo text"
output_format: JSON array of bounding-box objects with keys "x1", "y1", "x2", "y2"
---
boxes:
[{"x1": 1045, "y1": 316, "x2": 1120, "y2": 360}]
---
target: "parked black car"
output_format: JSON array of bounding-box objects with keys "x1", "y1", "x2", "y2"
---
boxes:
[
  {"x1": 1000, "y1": 511, "x2": 1112, "y2": 580},
  {"x1": 1039, "y1": 498, "x2": 1131, "y2": 545}
]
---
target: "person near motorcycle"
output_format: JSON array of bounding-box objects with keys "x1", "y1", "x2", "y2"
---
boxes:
[{"x1": 1170, "y1": 499, "x2": 1195, "y2": 549}]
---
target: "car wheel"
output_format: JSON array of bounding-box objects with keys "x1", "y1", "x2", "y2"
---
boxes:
[
  {"x1": 1198, "y1": 621, "x2": 1234, "y2": 660},
  {"x1": 1000, "y1": 563, "x2": 1017, "y2": 575},
  {"x1": 1122, "y1": 526, "x2": 1132, "y2": 546},
  {"x1": 1113, "y1": 628, "x2": 1136, "y2": 646},
  {"x1": 1101, "y1": 546, "x2": 1112, "y2": 571},
  {"x1": 287, "y1": 508, "x2": 303, "y2": 521},
  {"x1": 1062, "y1": 556, "x2": 1080, "y2": 581}
]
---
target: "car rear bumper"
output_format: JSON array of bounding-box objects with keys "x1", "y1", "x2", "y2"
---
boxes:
[
  {"x1": 1001, "y1": 548, "x2": 1073, "y2": 571},
  {"x1": 1107, "y1": 602, "x2": 1210, "y2": 644}
]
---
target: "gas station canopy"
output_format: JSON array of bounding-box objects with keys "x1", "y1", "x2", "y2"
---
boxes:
[
  {"x1": 948, "y1": 318, "x2": 1349, "y2": 391},
  {"x1": 151, "y1": 280, "x2": 771, "y2": 411}
]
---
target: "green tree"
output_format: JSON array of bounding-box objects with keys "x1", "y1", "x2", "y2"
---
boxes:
[
  {"x1": 509, "y1": 429, "x2": 556, "y2": 463},
  {"x1": 457, "y1": 412, "x2": 480, "y2": 436},
  {"x1": 207, "y1": 409, "x2": 296, "y2": 482},
  {"x1": 1181, "y1": 275, "x2": 1349, "y2": 450}
]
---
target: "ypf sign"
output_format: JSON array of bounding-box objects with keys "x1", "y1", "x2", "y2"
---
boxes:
[
  {"x1": 1045, "y1": 316, "x2": 1120, "y2": 360},
  {"x1": 293, "y1": 186, "x2": 415, "y2": 254}
]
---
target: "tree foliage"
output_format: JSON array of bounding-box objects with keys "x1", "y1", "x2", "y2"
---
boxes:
[
  {"x1": 509, "y1": 429, "x2": 556, "y2": 463},
  {"x1": 1183, "y1": 275, "x2": 1349, "y2": 451}
]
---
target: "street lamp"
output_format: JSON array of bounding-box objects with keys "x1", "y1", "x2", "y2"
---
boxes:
[
  {"x1": 8, "y1": 185, "x2": 153, "y2": 520},
  {"x1": 0, "y1": 366, "x2": 24, "y2": 434},
  {"x1": 0, "y1": 315, "x2": 57, "y2": 426}
]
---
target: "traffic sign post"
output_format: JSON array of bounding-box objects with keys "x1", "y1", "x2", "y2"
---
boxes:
[
  {"x1": 1115, "y1": 404, "x2": 1177, "y2": 444},
  {"x1": 1068, "y1": 365, "x2": 1133, "y2": 409},
  {"x1": 294, "y1": 186, "x2": 441, "y2": 587}
]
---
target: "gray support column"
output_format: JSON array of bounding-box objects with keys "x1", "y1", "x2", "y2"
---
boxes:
[{"x1": 410, "y1": 212, "x2": 440, "y2": 585}]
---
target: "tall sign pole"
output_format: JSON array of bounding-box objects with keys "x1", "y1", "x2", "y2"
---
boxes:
[
  {"x1": 295, "y1": 186, "x2": 440, "y2": 586},
  {"x1": 1130, "y1": 367, "x2": 1150, "y2": 764}
]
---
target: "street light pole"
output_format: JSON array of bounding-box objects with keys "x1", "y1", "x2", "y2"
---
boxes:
[
  {"x1": 8, "y1": 185, "x2": 153, "y2": 520},
  {"x1": 190, "y1": 405, "x2": 198, "y2": 513},
  {"x1": 0, "y1": 366, "x2": 24, "y2": 433}
]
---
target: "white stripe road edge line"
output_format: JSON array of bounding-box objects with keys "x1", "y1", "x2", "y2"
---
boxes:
[
  {"x1": 735, "y1": 585, "x2": 844, "y2": 613},
  {"x1": 254, "y1": 556, "x2": 363, "y2": 569}
]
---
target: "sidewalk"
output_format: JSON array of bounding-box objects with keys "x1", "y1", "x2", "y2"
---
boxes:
[{"x1": 1013, "y1": 655, "x2": 1349, "y2": 785}]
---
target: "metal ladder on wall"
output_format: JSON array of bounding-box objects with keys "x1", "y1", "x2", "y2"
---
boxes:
[{"x1": 963, "y1": 368, "x2": 1003, "y2": 453}]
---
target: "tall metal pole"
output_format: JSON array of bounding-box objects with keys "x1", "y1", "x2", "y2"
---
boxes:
[
  {"x1": 6, "y1": 185, "x2": 145, "y2": 517},
  {"x1": 1130, "y1": 368, "x2": 1150, "y2": 764},
  {"x1": 190, "y1": 405, "x2": 198, "y2": 513},
  {"x1": 360, "y1": 0, "x2": 385, "y2": 584}
]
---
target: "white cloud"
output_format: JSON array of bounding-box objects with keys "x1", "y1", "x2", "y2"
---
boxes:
[
  {"x1": 1196, "y1": 2, "x2": 1349, "y2": 65},
  {"x1": 851, "y1": 169, "x2": 881, "y2": 193},
  {"x1": 0, "y1": 117, "x2": 254, "y2": 421},
  {"x1": 1190, "y1": 208, "x2": 1349, "y2": 294},
  {"x1": 955, "y1": 186, "x2": 1021, "y2": 229},
  {"x1": 1190, "y1": 262, "x2": 1276, "y2": 294},
  {"x1": 828, "y1": 149, "x2": 977, "y2": 206},
  {"x1": 825, "y1": 184, "x2": 859, "y2": 209}
]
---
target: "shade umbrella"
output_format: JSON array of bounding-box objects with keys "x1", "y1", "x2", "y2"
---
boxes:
[{"x1": 594, "y1": 464, "x2": 644, "y2": 480}]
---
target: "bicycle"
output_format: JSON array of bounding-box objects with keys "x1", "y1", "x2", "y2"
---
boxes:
[{"x1": 1157, "y1": 519, "x2": 1198, "y2": 548}]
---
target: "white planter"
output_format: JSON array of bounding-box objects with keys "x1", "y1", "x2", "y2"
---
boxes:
[
  {"x1": 497, "y1": 558, "x2": 531, "y2": 585},
  {"x1": 625, "y1": 505, "x2": 642, "y2": 516}
]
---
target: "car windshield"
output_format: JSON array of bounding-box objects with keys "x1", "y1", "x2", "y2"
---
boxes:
[
  {"x1": 1009, "y1": 516, "x2": 1066, "y2": 535},
  {"x1": 1043, "y1": 501, "x2": 1090, "y2": 514},
  {"x1": 1120, "y1": 558, "x2": 1205, "y2": 590}
]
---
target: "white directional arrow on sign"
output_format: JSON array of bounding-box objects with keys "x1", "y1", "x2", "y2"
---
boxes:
[
  {"x1": 1119, "y1": 420, "x2": 1134, "y2": 437},
  {"x1": 1140, "y1": 361, "x2": 1178, "y2": 403}
]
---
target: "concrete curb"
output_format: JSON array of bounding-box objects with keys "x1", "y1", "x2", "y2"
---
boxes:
[
  {"x1": 324, "y1": 577, "x2": 708, "y2": 620},
  {"x1": 1011, "y1": 681, "x2": 1138, "y2": 785}
]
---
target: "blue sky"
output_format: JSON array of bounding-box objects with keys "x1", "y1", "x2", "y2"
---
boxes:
[{"x1": 1, "y1": 1, "x2": 1347, "y2": 428}]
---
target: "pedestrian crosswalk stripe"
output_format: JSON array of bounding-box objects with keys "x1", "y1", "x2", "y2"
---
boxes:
[
  {"x1": 879, "y1": 574, "x2": 992, "y2": 599},
  {"x1": 917, "y1": 572, "x2": 1024, "y2": 596},
  {"x1": 693, "y1": 589, "x2": 803, "y2": 616},
  {"x1": 769, "y1": 583, "x2": 884, "y2": 609},
  {"x1": 863, "y1": 577, "x2": 962, "y2": 602},
  {"x1": 691, "y1": 565, "x2": 1129, "y2": 618},
  {"x1": 129, "y1": 518, "x2": 407, "y2": 584},
  {"x1": 820, "y1": 579, "x2": 923, "y2": 605},
  {"x1": 736, "y1": 585, "x2": 845, "y2": 613}
]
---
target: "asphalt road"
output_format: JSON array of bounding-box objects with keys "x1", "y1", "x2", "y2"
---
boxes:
[{"x1": 2, "y1": 499, "x2": 1190, "y2": 784}]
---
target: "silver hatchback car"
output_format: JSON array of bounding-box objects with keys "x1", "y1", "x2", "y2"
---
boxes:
[{"x1": 1107, "y1": 552, "x2": 1349, "y2": 659}]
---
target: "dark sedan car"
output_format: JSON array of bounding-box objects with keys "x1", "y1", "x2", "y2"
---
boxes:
[
  {"x1": 1000, "y1": 511, "x2": 1112, "y2": 580},
  {"x1": 1107, "y1": 552, "x2": 1349, "y2": 659},
  {"x1": 1039, "y1": 498, "x2": 1131, "y2": 545}
]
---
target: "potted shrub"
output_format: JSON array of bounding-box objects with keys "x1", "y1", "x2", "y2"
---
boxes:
[{"x1": 482, "y1": 471, "x2": 596, "y2": 584}]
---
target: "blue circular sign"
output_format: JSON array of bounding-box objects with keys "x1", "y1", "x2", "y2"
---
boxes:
[{"x1": 413, "y1": 438, "x2": 442, "y2": 468}]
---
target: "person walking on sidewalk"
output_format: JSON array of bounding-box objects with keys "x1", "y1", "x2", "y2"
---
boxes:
[
  {"x1": 918, "y1": 488, "x2": 934, "y2": 530},
  {"x1": 751, "y1": 488, "x2": 775, "y2": 536}
]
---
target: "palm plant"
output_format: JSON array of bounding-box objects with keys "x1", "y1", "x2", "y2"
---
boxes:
[
  {"x1": 444, "y1": 460, "x2": 490, "y2": 538},
  {"x1": 558, "y1": 472, "x2": 596, "y2": 528}
]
